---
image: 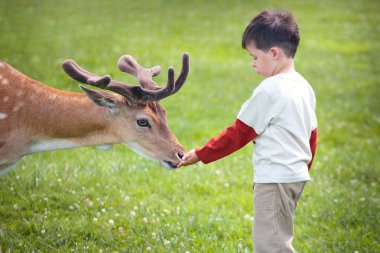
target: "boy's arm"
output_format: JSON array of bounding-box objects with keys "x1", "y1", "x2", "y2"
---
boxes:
[
  {"x1": 195, "y1": 119, "x2": 257, "y2": 163},
  {"x1": 178, "y1": 119, "x2": 257, "y2": 167},
  {"x1": 308, "y1": 128, "x2": 318, "y2": 170}
]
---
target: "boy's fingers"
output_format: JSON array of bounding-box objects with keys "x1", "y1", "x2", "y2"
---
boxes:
[
  {"x1": 177, "y1": 155, "x2": 192, "y2": 168},
  {"x1": 177, "y1": 160, "x2": 187, "y2": 168},
  {"x1": 177, "y1": 149, "x2": 198, "y2": 168}
]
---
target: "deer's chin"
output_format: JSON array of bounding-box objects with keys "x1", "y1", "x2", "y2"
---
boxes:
[
  {"x1": 161, "y1": 160, "x2": 178, "y2": 170},
  {"x1": 126, "y1": 142, "x2": 179, "y2": 169}
]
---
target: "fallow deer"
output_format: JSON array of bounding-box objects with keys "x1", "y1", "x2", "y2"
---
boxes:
[{"x1": 0, "y1": 53, "x2": 189, "y2": 175}]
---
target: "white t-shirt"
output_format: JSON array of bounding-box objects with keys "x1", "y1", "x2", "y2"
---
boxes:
[{"x1": 237, "y1": 72, "x2": 317, "y2": 183}]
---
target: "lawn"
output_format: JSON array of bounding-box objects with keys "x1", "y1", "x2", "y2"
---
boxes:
[{"x1": 0, "y1": 0, "x2": 379, "y2": 252}]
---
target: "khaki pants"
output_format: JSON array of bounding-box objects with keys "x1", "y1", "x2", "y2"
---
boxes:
[{"x1": 253, "y1": 182, "x2": 306, "y2": 253}]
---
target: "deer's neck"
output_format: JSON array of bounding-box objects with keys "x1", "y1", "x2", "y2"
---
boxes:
[{"x1": 20, "y1": 81, "x2": 118, "y2": 154}]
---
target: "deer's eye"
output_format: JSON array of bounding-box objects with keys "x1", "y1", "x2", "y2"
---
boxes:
[{"x1": 137, "y1": 119, "x2": 151, "y2": 128}]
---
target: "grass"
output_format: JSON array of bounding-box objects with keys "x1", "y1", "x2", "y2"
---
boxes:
[{"x1": 0, "y1": 0, "x2": 379, "y2": 252}]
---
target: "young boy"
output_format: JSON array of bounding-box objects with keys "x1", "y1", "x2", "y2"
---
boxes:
[{"x1": 178, "y1": 9, "x2": 318, "y2": 252}]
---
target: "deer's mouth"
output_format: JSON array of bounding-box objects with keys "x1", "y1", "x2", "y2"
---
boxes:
[{"x1": 162, "y1": 160, "x2": 178, "y2": 169}]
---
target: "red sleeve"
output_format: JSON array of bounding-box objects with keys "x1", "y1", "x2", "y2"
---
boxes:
[
  {"x1": 308, "y1": 128, "x2": 318, "y2": 170},
  {"x1": 195, "y1": 119, "x2": 258, "y2": 164}
]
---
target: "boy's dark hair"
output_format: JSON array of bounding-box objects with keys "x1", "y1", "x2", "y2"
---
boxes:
[{"x1": 242, "y1": 9, "x2": 300, "y2": 58}]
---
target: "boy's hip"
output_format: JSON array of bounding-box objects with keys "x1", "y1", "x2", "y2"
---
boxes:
[{"x1": 253, "y1": 182, "x2": 307, "y2": 215}]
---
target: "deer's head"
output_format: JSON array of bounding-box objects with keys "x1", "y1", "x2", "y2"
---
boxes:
[{"x1": 62, "y1": 53, "x2": 189, "y2": 169}]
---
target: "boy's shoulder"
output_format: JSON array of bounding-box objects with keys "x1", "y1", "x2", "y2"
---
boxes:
[
  {"x1": 260, "y1": 72, "x2": 309, "y2": 88},
  {"x1": 255, "y1": 72, "x2": 313, "y2": 99}
]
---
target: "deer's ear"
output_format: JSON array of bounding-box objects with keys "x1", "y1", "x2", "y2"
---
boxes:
[{"x1": 80, "y1": 85, "x2": 118, "y2": 109}]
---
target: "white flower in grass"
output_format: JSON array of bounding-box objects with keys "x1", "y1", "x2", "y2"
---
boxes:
[
  {"x1": 41, "y1": 228, "x2": 45, "y2": 234},
  {"x1": 108, "y1": 219, "x2": 115, "y2": 226},
  {"x1": 124, "y1": 196, "x2": 130, "y2": 202},
  {"x1": 13, "y1": 204, "x2": 17, "y2": 210},
  {"x1": 93, "y1": 217, "x2": 98, "y2": 222},
  {"x1": 130, "y1": 211, "x2": 136, "y2": 217},
  {"x1": 244, "y1": 214, "x2": 254, "y2": 222},
  {"x1": 164, "y1": 239, "x2": 170, "y2": 246},
  {"x1": 83, "y1": 198, "x2": 93, "y2": 207},
  {"x1": 146, "y1": 247, "x2": 151, "y2": 251},
  {"x1": 143, "y1": 217, "x2": 148, "y2": 223},
  {"x1": 101, "y1": 208, "x2": 106, "y2": 213},
  {"x1": 152, "y1": 232, "x2": 156, "y2": 239}
]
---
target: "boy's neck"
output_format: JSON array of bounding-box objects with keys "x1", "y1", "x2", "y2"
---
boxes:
[{"x1": 272, "y1": 58, "x2": 295, "y2": 76}]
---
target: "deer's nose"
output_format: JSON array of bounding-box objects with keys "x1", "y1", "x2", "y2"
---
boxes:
[{"x1": 177, "y1": 152, "x2": 185, "y2": 159}]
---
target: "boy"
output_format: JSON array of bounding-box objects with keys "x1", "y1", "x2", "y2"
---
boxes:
[{"x1": 178, "y1": 9, "x2": 318, "y2": 252}]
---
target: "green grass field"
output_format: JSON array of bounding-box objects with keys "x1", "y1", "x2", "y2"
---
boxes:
[{"x1": 1, "y1": 0, "x2": 379, "y2": 252}]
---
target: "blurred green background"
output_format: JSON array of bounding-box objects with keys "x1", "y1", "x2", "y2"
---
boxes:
[{"x1": 0, "y1": 0, "x2": 379, "y2": 252}]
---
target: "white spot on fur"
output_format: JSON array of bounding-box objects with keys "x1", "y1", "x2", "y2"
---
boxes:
[
  {"x1": 29, "y1": 95, "x2": 36, "y2": 101},
  {"x1": 2, "y1": 96, "x2": 9, "y2": 102},
  {"x1": 1, "y1": 79, "x2": 9, "y2": 85},
  {"x1": 16, "y1": 91, "x2": 23, "y2": 97},
  {"x1": 0, "y1": 113, "x2": 7, "y2": 120},
  {"x1": 50, "y1": 94, "x2": 58, "y2": 100},
  {"x1": 28, "y1": 139, "x2": 79, "y2": 154},
  {"x1": 0, "y1": 62, "x2": 4, "y2": 68},
  {"x1": 12, "y1": 102, "x2": 24, "y2": 112}
]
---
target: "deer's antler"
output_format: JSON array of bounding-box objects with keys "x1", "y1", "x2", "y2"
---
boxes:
[
  {"x1": 114, "y1": 53, "x2": 189, "y2": 99},
  {"x1": 62, "y1": 60, "x2": 112, "y2": 89},
  {"x1": 62, "y1": 53, "x2": 189, "y2": 105}
]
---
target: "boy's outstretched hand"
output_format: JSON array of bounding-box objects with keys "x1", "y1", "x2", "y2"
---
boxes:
[{"x1": 177, "y1": 149, "x2": 200, "y2": 168}]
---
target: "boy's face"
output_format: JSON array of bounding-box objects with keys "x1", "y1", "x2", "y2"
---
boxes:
[{"x1": 246, "y1": 42, "x2": 278, "y2": 77}]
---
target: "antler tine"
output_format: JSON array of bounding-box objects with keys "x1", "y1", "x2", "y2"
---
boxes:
[
  {"x1": 62, "y1": 60, "x2": 111, "y2": 89},
  {"x1": 118, "y1": 55, "x2": 161, "y2": 89},
  {"x1": 172, "y1": 53, "x2": 189, "y2": 94}
]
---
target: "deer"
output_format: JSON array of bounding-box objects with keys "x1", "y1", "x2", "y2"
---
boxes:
[{"x1": 0, "y1": 53, "x2": 189, "y2": 175}]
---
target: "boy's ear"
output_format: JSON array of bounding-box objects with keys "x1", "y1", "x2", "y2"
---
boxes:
[
  {"x1": 270, "y1": 47, "x2": 281, "y2": 59},
  {"x1": 80, "y1": 85, "x2": 119, "y2": 110}
]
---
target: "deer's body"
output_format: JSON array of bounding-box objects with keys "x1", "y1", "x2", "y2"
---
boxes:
[{"x1": 0, "y1": 54, "x2": 189, "y2": 175}]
